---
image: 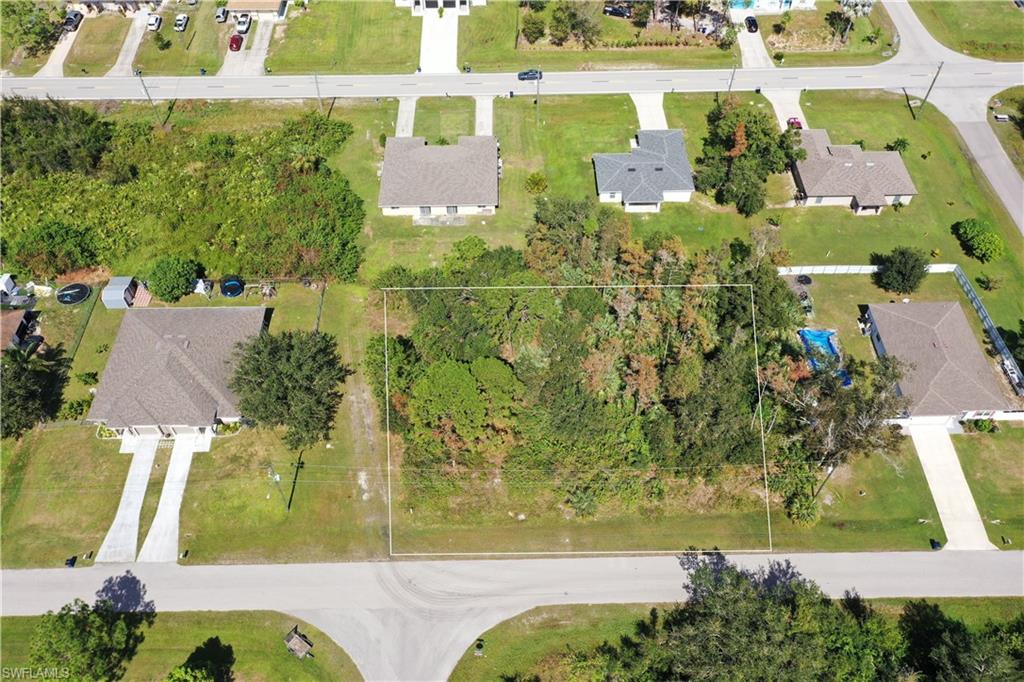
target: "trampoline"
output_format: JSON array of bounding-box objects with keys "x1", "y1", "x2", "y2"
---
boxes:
[
  {"x1": 56, "y1": 283, "x2": 91, "y2": 305},
  {"x1": 220, "y1": 275, "x2": 244, "y2": 298},
  {"x1": 798, "y1": 328, "x2": 852, "y2": 387}
]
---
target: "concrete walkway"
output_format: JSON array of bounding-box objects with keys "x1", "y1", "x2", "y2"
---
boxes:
[
  {"x1": 396, "y1": 96, "x2": 417, "y2": 137},
  {"x1": 419, "y1": 8, "x2": 459, "y2": 74},
  {"x1": 95, "y1": 436, "x2": 160, "y2": 563},
  {"x1": 35, "y1": 24, "x2": 84, "y2": 77},
  {"x1": 137, "y1": 435, "x2": 203, "y2": 563},
  {"x1": 218, "y1": 15, "x2": 275, "y2": 76},
  {"x1": 908, "y1": 424, "x2": 998, "y2": 551},
  {"x1": 106, "y1": 11, "x2": 150, "y2": 77},
  {"x1": 761, "y1": 89, "x2": 806, "y2": 130},
  {"x1": 630, "y1": 92, "x2": 667, "y2": 129},
  {"x1": 474, "y1": 95, "x2": 493, "y2": 135}
]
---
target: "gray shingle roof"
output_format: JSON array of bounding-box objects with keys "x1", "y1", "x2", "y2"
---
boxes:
[
  {"x1": 378, "y1": 136, "x2": 498, "y2": 208},
  {"x1": 868, "y1": 302, "x2": 1009, "y2": 416},
  {"x1": 794, "y1": 129, "x2": 917, "y2": 206},
  {"x1": 88, "y1": 307, "x2": 267, "y2": 428},
  {"x1": 593, "y1": 130, "x2": 694, "y2": 204}
]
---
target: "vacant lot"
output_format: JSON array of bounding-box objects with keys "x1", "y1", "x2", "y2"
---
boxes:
[
  {"x1": 910, "y1": 0, "x2": 1024, "y2": 61},
  {"x1": 990, "y1": 87, "x2": 1024, "y2": 177},
  {"x1": 266, "y1": 1, "x2": 420, "y2": 74},
  {"x1": 1, "y1": 611, "x2": 360, "y2": 680},
  {"x1": 760, "y1": 1, "x2": 897, "y2": 66},
  {"x1": 954, "y1": 425, "x2": 1024, "y2": 549},
  {"x1": 459, "y1": 1, "x2": 736, "y2": 72},
  {"x1": 64, "y1": 13, "x2": 132, "y2": 75},
  {"x1": 133, "y1": 2, "x2": 231, "y2": 75}
]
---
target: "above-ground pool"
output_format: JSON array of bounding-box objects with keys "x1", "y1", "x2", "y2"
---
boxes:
[
  {"x1": 220, "y1": 276, "x2": 244, "y2": 298},
  {"x1": 56, "y1": 283, "x2": 90, "y2": 305},
  {"x1": 798, "y1": 329, "x2": 853, "y2": 387}
]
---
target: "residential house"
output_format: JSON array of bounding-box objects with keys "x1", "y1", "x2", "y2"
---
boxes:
[
  {"x1": 865, "y1": 302, "x2": 1021, "y2": 426},
  {"x1": 793, "y1": 129, "x2": 917, "y2": 215},
  {"x1": 593, "y1": 130, "x2": 695, "y2": 213},
  {"x1": 378, "y1": 136, "x2": 499, "y2": 219},
  {"x1": 395, "y1": 0, "x2": 486, "y2": 16},
  {"x1": 225, "y1": 0, "x2": 288, "y2": 17},
  {"x1": 87, "y1": 307, "x2": 267, "y2": 438}
]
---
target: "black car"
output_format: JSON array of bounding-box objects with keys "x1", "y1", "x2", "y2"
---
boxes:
[
  {"x1": 63, "y1": 10, "x2": 84, "y2": 32},
  {"x1": 604, "y1": 5, "x2": 631, "y2": 18},
  {"x1": 745, "y1": 16, "x2": 759, "y2": 33},
  {"x1": 517, "y1": 69, "x2": 543, "y2": 81}
]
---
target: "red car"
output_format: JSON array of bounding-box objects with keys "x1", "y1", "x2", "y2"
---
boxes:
[
  {"x1": 787, "y1": 117, "x2": 803, "y2": 130},
  {"x1": 229, "y1": 34, "x2": 243, "y2": 52}
]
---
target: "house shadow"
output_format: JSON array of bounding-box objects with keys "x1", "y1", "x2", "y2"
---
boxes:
[{"x1": 183, "y1": 636, "x2": 236, "y2": 682}]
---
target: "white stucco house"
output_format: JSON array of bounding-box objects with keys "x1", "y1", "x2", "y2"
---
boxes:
[
  {"x1": 593, "y1": 130, "x2": 694, "y2": 213},
  {"x1": 793, "y1": 129, "x2": 917, "y2": 215},
  {"x1": 395, "y1": 0, "x2": 485, "y2": 16},
  {"x1": 378, "y1": 136, "x2": 498, "y2": 220}
]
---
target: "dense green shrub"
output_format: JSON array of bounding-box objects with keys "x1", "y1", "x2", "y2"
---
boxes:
[
  {"x1": 875, "y1": 246, "x2": 929, "y2": 293},
  {"x1": 524, "y1": 171, "x2": 548, "y2": 195},
  {"x1": 9, "y1": 221, "x2": 96, "y2": 279},
  {"x1": 521, "y1": 12, "x2": 546, "y2": 43},
  {"x1": 1, "y1": 98, "x2": 113, "y2": 177},
  {"x1": 952, "y1": 218, "x2": 1005, "y2": 262},
  {"x1": 148, "y1": 256, "x2": 200, "y2": 302}
]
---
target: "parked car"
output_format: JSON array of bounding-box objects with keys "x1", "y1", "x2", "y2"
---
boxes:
[
  {"x1": 745, "y1": 16, "x2": 759, "y2": 33},
  {"x1": 993, "y1": 113, "x2": 1011, "y2": 122},
  {"x1": 63, "y1": 10, "x2": 84, "y2": 32},
  {"x1": 517, "y1": 69, "x2": 543, "y2": 81},
  {"x1": 174, "y1": 14, "x2": 189, "y2": 32},
  {"x1": 147, "y1": 14, "x2": 162, "y2": 31},
  {"x1": 215, "y1": 7, "x2": 229, "y2": 23},
  {"x1": 229, "y1": 33, "x2": 243, "y2": 52},
  {"x1": 603, "y1": 5, "x2": 630, "y2": 18},
  {"x1": 787, "y1": 117, "x2": 803, "y2": 129},
  {"x1": 236, "y1": 13, "x2": 252, "y2": 34}
]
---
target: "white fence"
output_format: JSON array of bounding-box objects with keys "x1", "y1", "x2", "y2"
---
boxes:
[{"x1": 777, "y1": 264, "x2": 958, "y2": 275}]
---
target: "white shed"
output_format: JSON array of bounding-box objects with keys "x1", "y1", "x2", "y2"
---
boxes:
[
  {"x1": 0, "y1": 274, "x2": 16, "y2": 303},
  {"x1": 102, "y1": 277, "x2": 138, "y2": 309}
]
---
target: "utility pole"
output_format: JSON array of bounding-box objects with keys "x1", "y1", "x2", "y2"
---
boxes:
[
  {"x1": 727, "y1": 63, "x2": 737, "y2": 94},
  {"x1": 535, "y1": 69, "x2": 541, "y2": 125},
  {"x1": 313, "y1": 71, "x2": 323, "y2": 113},
  {"x1": 920, "y1": 61, "x2": 944, "y2": 114},
  {"x1": 286, "y1": 451, "x2": 305, "y2": 512},
  {"x1": 137, "y1": 70, "x2": 155, "y2": 110}
]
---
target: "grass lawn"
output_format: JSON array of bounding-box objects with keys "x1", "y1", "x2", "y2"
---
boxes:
[
  {"x1": 954, "y1": 424, "x2": 1024, "y2": 550},
  {"x1": 990, "y1": 87, "x2": 1024, "y2": 177},
  {"x1": 910, "y1": 0, "x2": 1024, "y2": 61},
  {"x1": 412, "y1": 97, "x2": 476, "y2": 141},
  {"x1": 63, "y1": 302, "x2": 125, "y2": 403},
  {"x1": 265, "y1": 0, "x2": 420, "y2": 74},
  {"x1": 760, "y1": 1, "x2": 897, "y2": 67},
  {"x1": 64, "y1": 13, "x2": 132, "y2": 76},
  {"x1": 1, "y1": 39, "x2": 50, "y2": 76},
  {"x1": 133, "y1": 1, "x2": 231, "y2": 76},
  {"x1": 450, "y1": 598, "x2": 1024, "y2": 681},
  {"x1": 0, "y1": 427, "x2": 127, "y2": 568},
  {"x1": 459, "y1": 1, "x2": 737, "y2": 72},
  {"x1": 0, "y1": 611, "x2": 361, "y2": 680},
  {"x1": 32, "y1": 285, "x2": 100, "y2": 359}
]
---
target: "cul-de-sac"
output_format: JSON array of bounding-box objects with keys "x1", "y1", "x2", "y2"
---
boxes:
[{"x1": 1, "y1": 1, "x2": 1023, "y2": 680}]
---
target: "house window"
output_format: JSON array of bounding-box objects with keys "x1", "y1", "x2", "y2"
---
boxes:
[
  {"x1": 419, "y1": 207, "x2": 431, "y2": 216},
  {"x1": 447, "y1": 206, "x2": 458, "y2": 215},
  {"x1": 814, "y1": 196, "x2": 823, "y2": 205},
  {"x1": 892, "y1": 195, "x2": 902, "y2": 203}
]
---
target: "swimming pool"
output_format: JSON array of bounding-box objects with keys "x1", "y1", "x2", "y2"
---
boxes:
[{"x1": 798, "y1": 329, "x2": 853, "y2": 386}]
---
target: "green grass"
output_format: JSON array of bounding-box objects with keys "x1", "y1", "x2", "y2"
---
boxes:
[
  {"x1": 459, "y1": 1, "x2": 738, "y2": 72},
  {"x1": 450, "y1": 598, "x2": 1024, "y2": 681},
  {"x1": 760, "y1": 1, "x2": 897, "y2": 66},
  {"x1": 64, "y1": 13, "x2": 132, "y2": 76},
  {"x1": 265, "y1": 0, "x2": 420, "y2": 74},
  {"x1": 30, "y1": 286, "x2": 99, "y2": 360},
  {"x1": 990, "y1": 87, "x2": 1024, "y2": 177},
  {"x1": 910, "y1": 0, "x2": 1024, "y2": 61},
  {"x1": 63, "y1": 302, "x2": 125, "y2": 403},
  {"x1": 1, "y1": 37, "x2": 51, "y2": 76},
  {"x1": 0, "y1": 611, "x2": 361, "y2": 680},
  {"x1": 133, "y1": 1, "x2": 232, "y2": 76},
  {"x1": 412, "y1": 97, "x2": 476, "y2": 141},
  {"x1": 954, "y1": 424, "x2": 1024, "y2": 549}
]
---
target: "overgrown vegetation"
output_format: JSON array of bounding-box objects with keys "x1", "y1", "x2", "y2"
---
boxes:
[
  {"x1": 0, "y1": 1, "x2": 64, "y2": 60},
  {"x1": 1, "y1": 99, "x2": 364, "y2": 281},
  {"x1": 0, "y1": 347, "x2": 69, "y2": 439}
]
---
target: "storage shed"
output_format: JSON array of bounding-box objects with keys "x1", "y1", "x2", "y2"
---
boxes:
[{"x1": 102, "y1": 277, "x2": 138, "y2": 310}]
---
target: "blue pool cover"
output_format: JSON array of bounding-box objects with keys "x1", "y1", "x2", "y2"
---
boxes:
[{"x1": 798, "y1": 329, "x2": 853, "y2": 387}]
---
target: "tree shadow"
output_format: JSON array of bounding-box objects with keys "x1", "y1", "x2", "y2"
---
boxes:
[
  {"x1": 183, "y1": 636, "x2": 236, "y2": 682},
  {"x1": 38, "y1": 343, "x2": 71, "y2": 419},
  {"x1": 92, "y1": 571, "x2": 157, "y2": 679},
  {"x1": 95, "y1": 570, "x2": 156, "y2": 613},
  {"x1": 899, "y1": 599, "x2": 969, "y2": 679}
]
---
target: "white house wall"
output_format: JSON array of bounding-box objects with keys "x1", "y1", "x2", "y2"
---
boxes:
[
  {"x1": 662, "y1": 190, "x2": 693, "y2": 203},
  {"x1": 382, "y1": 205, "x2": 496, "y2": 217},
  {"x1": 805, "y1": 195, "x2": 856, "y2": 208}
]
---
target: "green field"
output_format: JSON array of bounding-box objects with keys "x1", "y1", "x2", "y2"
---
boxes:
[
  {"x1": 910, "y1": 0, "x2": 1024, "y2": 61},
  {"x1": 64, "y1": 13, "x2": 132, "y2": 76},
  {"x1": 760, "y1": 1, "x2": 897, "y2": 66},
  {"x1": 459, "y1": 1, "x2": 738, "y2": 72},
  {"x1": 265, "y1": 0, "x2": 420, "y2": 74},
  {"x1": 954, "y1": 425, "x2": 1024, "y2": 549},
  {"x1": 990, "y1": 87, "x2": 1024, "y2": 177},
  {"x1": 133, "y1": 1, "x2": 231, "y2": 76},
  {"x1": 0, "y1": 611, "x2": 361, "y2": 680},
  {"x1": 412, "y1": 97, "x2": 476, "y2": 141}
]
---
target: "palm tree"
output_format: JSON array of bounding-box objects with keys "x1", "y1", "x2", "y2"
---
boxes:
[{"x1": 840, "y1": 0, "x2": 874, "y2": 44}]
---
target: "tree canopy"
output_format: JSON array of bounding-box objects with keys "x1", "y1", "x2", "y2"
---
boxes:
[
  {"x1": 148, "y1": 256, "x2": 199, "y2": 303},
  {"x1": 0, "y1": 346, "x2": 68, "y2": 439}
]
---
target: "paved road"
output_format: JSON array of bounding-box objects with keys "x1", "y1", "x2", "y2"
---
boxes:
[{"x1": 3, "y1": 551, "x2": 1022, "y2": 680}]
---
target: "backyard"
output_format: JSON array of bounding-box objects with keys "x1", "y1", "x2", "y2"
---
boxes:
[
  {"x1": 990, "y1": 86, "x2": 1024, "y2": 177},
  {"x1": 0, "y1": 611, "x2": 360, "y2": 680},
  {"x1": 459, "y1": 1, "x2": 737, "y2": 72},
  {"x1": 954, "y1": 424, "x2": 1024, "y2": 550},
  {"x1": 265, "y1": 0, "x2": 420, "y2": 74},
  {"x1": 910, "y1": 0, "x2": 1024, "y2": 61},
  {"x1": 133, "y1": 1, "x2": 231, "y2": 76},
  {"x1": 759, "y1": 1, "x2": 897, "y2": 66},
  {"x1": 63, "y1": 12, "x2": 132, "y2": 76}
]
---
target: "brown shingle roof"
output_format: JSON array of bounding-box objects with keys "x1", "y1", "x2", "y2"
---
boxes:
[
  {"x1": 378, "y1": 136, "x2": 498, "y2": 208},
  {"x1": 868, "y1": 302, "x2": 1009, "y2": 416},
  {"x1": 1, "y1": 309, "x2": 28, "y2": 349},
  {"x1": 794, "y1": 129, "x2": 917, "y2": 207},
  {"x1": 88, "y1": 307, "x2": 266, "y2": 428}
]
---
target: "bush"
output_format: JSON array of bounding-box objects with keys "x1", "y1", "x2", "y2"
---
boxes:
[
  {"x1": 522, "y1": 12, "x2": 546, "y2": 44},
  {"x1": 952, "y1": 218, "x2": 1005, "y2": 262},
  {"x1": 10, "y1": 221, "x2": 96, "y2": 279},
  {"x1": 875, "y1": 246, "x2": 929, "y2": 294},
  {"x1": 75, "y1": 371, "x2": 99, "y2": 386},
  {"x1": 154, "y1": 32, "x2": 171, "y2": 51},
  {"x1": 378, "y1": 132, "x2": 387, "y2": 148},
  {"x1": 148, "y1": 256, "x2": 199, "y2": 302},
  {"x1": 58, "y1": 397, "x2": 93, "y2": 421},
  {"x1": 524, "y1": 171, "x2": 548, "y2": 195}
]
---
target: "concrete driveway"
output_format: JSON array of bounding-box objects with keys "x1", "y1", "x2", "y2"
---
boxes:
[
  {"x1": 474, "y1": 95, "x2": 493, "y2": 135},
  {"x1": 630, "y1": 92, "x2": 667, "y2": 129},
  {"x1": 419, "y1": 9, "x2": 458, "y2": 74},
  {"x1": 761, "y1": 89, "x2": 806, "y2": 130},
  {"x1": 396, "y1": 96, "x2": 417, "y2": 137},
  {"x1": 95, "y1": 436, "x2": 160, "y2": 563},
  {"x1": 737, "y1": 24, "x2": 773, "y2": 69},
  {"x1": 106, "y1": 11, "x2": 149, "y2": 77},
  {"x1": 35, "y1": 24, "x2": 84, "y2": 77},
  {"x1": 908, "y1": 424, "x2": 998, "y2": 551},
  {"x1": 137, "y1": 435, "x2": 200, "y2": 563},
  {"x1": 218, "y1": 15, "x2": 275, "y2": 76}
]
